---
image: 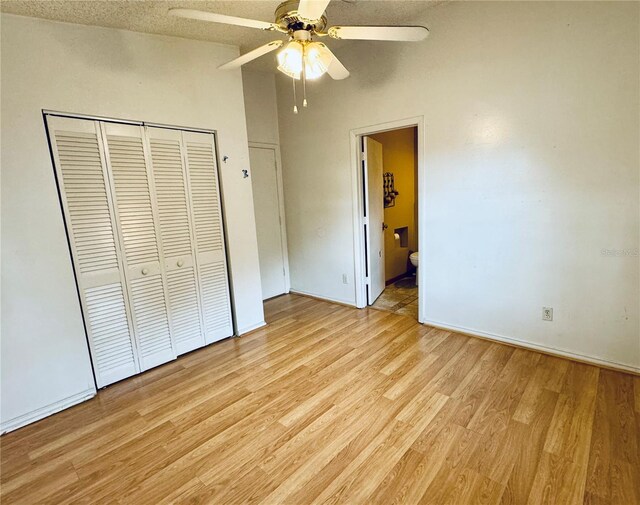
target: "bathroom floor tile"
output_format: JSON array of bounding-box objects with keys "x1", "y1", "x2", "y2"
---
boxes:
[
  {"x1": 369, "y1": 276, "x2": 418, "y2": 320},
  {"x1": 396, "y1": 305, "x2": 419, "y2": 319}
]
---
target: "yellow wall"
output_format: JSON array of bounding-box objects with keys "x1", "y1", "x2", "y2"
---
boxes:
[{"x1": 370, "y1": 127, "x2": 417, "y2": 282}]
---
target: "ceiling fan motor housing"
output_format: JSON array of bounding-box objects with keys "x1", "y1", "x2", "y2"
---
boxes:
[{"x1": 275, "y1": 0, "x2": 328, "y2": 33}]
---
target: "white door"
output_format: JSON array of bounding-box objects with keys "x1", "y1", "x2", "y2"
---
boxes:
[
  {"x1": 101, "y1": 122, "x2": 177, "y2": 371},
  {"x1": 47, "y1": 116, "x2": 139, "y2": 387},
  {"x1": 48, "y1": 116, "x2": 234, "y2": 386},
  {"x1": 364, "y1": 136, "x2": 385, "y2": 304},
  {"x1": 146, "y1": 127, "x2": 206, "y2": 355},
  {"x1": 249, "y1": 145, "x2": 288, "y2": 300},
  {"x1": 183, "y1": 131, "x2": 234, "y2": 344}
]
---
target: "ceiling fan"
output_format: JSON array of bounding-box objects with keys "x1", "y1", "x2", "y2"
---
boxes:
[{"x1": 169, "y1": 0, "x2": 429, "y2": 112}]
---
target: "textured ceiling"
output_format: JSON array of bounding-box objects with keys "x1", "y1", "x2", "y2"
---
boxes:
[{"x1": 0, "y1": 0, "x2": 439, "y2": 70}]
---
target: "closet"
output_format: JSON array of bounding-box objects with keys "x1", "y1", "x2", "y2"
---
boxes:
[{"x1": 46, "y1": 115, "x2": 233, "y2": 387}]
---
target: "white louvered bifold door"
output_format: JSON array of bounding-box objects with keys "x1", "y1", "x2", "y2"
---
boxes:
[
  {"x1": 183, "y1": 131, "x2": 233, "y2": 344},
  {"x1": 46, "y1": 116, "x2": 140, "y2": 387},
  {"x1": 101, "y1": 123, "x2": 177, "y2": 371},
  {"x1": 145, "y1": 127, "x2": 206, "y2": 355}
]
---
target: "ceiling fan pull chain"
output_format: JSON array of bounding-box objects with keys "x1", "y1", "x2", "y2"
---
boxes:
[
  {"x1": 292, "y1": 76, "x2": 298, "y2": 114},
  {"x1": 302, "y1": 44, "x2": 308, "y2": 108}
]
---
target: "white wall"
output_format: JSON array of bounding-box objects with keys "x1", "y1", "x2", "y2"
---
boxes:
[
  {"x1": 242, "y1": 69, "x2": 281, "y2": 145},
  {"x1": 0, "y1": 14, "x2": 265, "y2": 431},
  {"x1": 277, "y1": 1, "x2": 640, "y2": 371}
]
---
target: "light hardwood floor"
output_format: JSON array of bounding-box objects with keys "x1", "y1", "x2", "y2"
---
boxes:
[{"x1": 1, "y1": 294, "x2": 638, "y2": 504}]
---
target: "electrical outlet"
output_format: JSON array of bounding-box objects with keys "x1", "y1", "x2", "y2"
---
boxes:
[
  {"x1": 542, "y1": 307, "x2": 553, "y2": 321},
  {"x1": 342, "y1": 274, "x2": 348, "y2": 284}
]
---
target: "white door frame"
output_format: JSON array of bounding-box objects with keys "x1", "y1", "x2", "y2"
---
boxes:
[
  {"x1": 248, "y1": 141, "x2": 291, "y2": 295},
  {"x1": 350, "y1": 116, "x2": 426, "y2": 322}
]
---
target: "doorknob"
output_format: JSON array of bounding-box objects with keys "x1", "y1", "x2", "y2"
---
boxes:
[
  {"x1": 141, "y1": 268, "x2": 149, "y2": 275},
  {"x1": 177, "y1": 260, "x2": 184, "y2": 267},
  {"x1": 382, "y1": 223, "x2": 388, "y2": 231}
]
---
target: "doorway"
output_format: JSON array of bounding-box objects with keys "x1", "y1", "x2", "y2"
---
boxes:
[{"x1": 350, "y1": 117, "x2": 425, "y2": 322}]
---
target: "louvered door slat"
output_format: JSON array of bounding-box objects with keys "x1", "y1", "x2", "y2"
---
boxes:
[
  {"x1": 183, "y1": 131, "x2": 233, "y2": 344},
  {"x1": 103, "y1": 123, "x2": 176, "y2": 370},
  {"x1": 46, "y1": 116, "x2": 139, "y2": 387},
  {"x1": 146, "y1": 127, "x2": 205, "y2": 355},
  {"x1": 128, "y1": 274, "x2": 172, "y2": 365},
  {"x1": 106, "y1": 134, "x2": 160, "y2": 267},
  {"x1": 166, "y1": 267, "x2": 203, "y2": 349},
  {"x1": 199, "y1": 262, "x2": 232, "y2": 335},
  {"x1": 186, "y1": 144, "x2": 224, "y2": 254}
]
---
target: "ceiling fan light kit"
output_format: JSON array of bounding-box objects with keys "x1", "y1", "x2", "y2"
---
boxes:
[
  {"x1": 169, "y1": 0, "x2": 429, "y2": 112},
  {"x1": 276, "y1": 31, "x2": 333, "y2": 80}
]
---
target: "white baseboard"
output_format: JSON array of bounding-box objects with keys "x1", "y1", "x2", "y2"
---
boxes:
[
  {"x1": 1, "y1": 387, "x2": 96, "y2": 435},
  {"x1": 259, "y1": 289, "x2": 639, "y2": 374},
  {"x1": 422, "y1": 319, "x2": 640, "y2": 375},
  {"x1": 236, "y1": 320, "x2": 267, "y2": 336},
  {"x1": 289, "y1": 289, "x2": 357, "y2": 308}
]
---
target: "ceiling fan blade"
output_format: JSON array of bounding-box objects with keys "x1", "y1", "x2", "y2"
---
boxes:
[
  {"x1": 328, "y1": 25, "x2": 429, "y2": 42},
  {"x1": 169, "y1": 8, "x2": 277, "y2": 31},
  {"x1": 297, "y1": 0, "x2": 331, "y2": 21},
  {"x1": 322, "y1": 45, "x2": 349, "y2": 80},
  {"x1": 218, "y1": 40, "x2": 284, "y2": 70}
]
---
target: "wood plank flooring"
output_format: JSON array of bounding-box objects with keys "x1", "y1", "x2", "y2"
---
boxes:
[{"x1": 1, "y1": 294, "x2": 638, "y2": 504}]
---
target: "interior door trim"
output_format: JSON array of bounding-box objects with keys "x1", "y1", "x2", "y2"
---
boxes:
[{"x1": 349, "y1": 116, "x2": 426, "y2": 323}]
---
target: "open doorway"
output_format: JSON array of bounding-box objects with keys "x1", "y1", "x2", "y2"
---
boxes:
[
  {"x1": 351, "y1": 117, "x2": 425, "y2": 321},
  {"x1": 366, "y1": 128, "x2": 418, "y2": 318}
]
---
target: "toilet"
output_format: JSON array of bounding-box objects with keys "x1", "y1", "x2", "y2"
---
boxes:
[{"x1": 409, "y1": 252, "x2": 419, "y2": 286}]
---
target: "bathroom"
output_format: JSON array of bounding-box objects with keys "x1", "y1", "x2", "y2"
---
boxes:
[{"x1": 369, "y1": 126, "x2": 419, "y2": 319}]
